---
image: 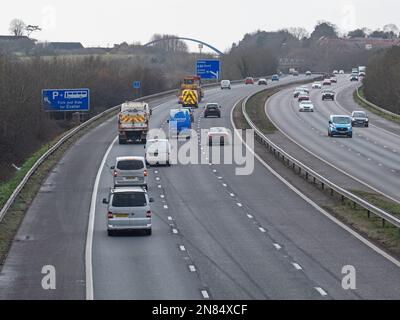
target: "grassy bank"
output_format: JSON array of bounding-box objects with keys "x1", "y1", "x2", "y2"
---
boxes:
[{"x1": 354, "y1": 88, "x2": 400, "y2": 125}]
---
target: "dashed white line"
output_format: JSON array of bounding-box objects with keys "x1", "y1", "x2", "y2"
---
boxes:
[
  {"x1": 168, "y1": 216, "x2": 173, "y2": 221},
  {"x1": 314, "y1": 287, "x2": 328, "y2": 296},
  {"x1": 163, "y1": 205, "x2": 168, "y2": 209},
  {"x1": 189, "y1": 265, "x2": 196, "y2": 272},
  {"x1": 172, "y1": 228, "x2": 178, "y2": 234},
  {"x1": 230, "y1": 193, "x2": 235, "y2": 197},
  {"x1": 179, "y1": 245, "x2": 186, "y2": 251},
  {"x1": 292, "y1": 262, "x2": 303, "y2": 270},
  {"x1": 273, "y1": 243, "x2": 282, "y2": 250},
  {"x1": 247, "y1": 214, "x2": 253, "y2": 219},
  {"x1": 160, "y1": 195, "x2": 165, "y2": 199},
  {"x1": 237, "y1": 203, "x2": 243, "y2": 207},
  {"x1": 201, "y1": 290, "x2": 210, "y2": 299},
  {"x1": 259, "y1": 227, "x2": 266, "y2": 233}
]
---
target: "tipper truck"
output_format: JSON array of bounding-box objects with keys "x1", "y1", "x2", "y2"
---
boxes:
[{"x1": 118, "y1": 101, "x2": 150, "y2": 144}]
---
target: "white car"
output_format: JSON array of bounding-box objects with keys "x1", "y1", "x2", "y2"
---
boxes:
[
  {"x1": 220, "y1": 80, "x2": 231, "y2": 90},
  {"x1": 323, "y1": 79, "x2": 332, "y2": 86},
  {"x1": 258, "y1": 78, "x2": 268, "y2": 85},
  {"x1": 208, "y1": 127, "x2": 231, "y2": 146},
  {"x1": 145, "y1": 139, "x2": 171, "y2": 166},
  {"x1": 312, "y1": 82, "x2": 322, "y2": 89},
  {"x1": 298, "y1": 101, "x2": 314, "y2": 112}
]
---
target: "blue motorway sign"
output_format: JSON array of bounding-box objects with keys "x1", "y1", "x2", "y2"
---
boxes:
[
  {"x1": 196, "y1": 60, "x2": 220, "y2": 79},
  {"x1": 133, "y1": 81, "x2": 141, "y2": 89},
  {"x1": 42, "y1": 88, "x2": 90, "y2": 112}
]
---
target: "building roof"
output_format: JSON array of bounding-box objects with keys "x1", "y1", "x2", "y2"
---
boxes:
[
  {"x1": 0, "y1": 35, "x2": 32, "y2": 41},
  {"x1": 48, "y1": 42, "x2": 84, "y2": 50}
]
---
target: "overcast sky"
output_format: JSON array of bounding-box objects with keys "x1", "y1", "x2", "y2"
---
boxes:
[{"x1": 1, "y1": 0, "x2": 399, "y2": 52}]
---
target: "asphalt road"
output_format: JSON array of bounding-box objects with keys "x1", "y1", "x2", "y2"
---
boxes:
[
  {"x1": 266, "y1": 74, "x2": 400, "y2": 203},
  {"x1": 1, "y1": 75, "x2": 400, "y2": 300}
]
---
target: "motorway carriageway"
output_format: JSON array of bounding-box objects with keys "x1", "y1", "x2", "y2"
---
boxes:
[
  {"x1": 267, "y1": 74, "x2": 400, "y2": 203},
  {"x1": 0, "y1": 75, "x2": 399, "y2": 300}
]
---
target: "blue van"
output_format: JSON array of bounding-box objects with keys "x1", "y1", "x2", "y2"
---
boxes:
[
  {"x1": 328, "y1": 115, "x2": 353, "y2": 138},
  {"x1": 168, "y1": 108, "x2": 192, "y2": 139}
]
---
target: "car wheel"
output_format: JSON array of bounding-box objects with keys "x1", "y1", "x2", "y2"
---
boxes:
[
  {"x1": 145, "y1": 229, "x2": 152, "y2": 236},
  {"x1": 365, "y1": 123, "x2": 369, "y2": 127},
  {"x1": 348, "y1": 134, "x2": 353, "y2": 138},
  {"x1": 107, "y1": 230, "x2": 115, "y2": 237},
  {"x1": 119, "y1": 138, "x2": 126, "y2": 145},
  {"x1": 328, "y1": 131, "x2": 331, "y2": 137}
]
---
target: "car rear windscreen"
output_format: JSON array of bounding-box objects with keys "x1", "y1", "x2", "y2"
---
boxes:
[
  {"x1": 117, "y1": 160, "x2": 144, "y2": 170},
  {"x1": 112, "y1": 193, "x2": 147, "y2": 207}
]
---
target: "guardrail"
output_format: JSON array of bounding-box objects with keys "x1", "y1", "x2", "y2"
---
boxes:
[
  {"x1": 0, "y1": 78, "x2": 245, "y2": 223},
  {"x1": 356, "y1": 87, "x2": 400, "y2": 118},
  {"x1": 241, "y1": 90, "x2": 400, "y2": 230}
]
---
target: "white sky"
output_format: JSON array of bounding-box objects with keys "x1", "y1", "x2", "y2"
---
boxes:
[{"x1": 1, "y1": 0, "x2": 399, "y2": 52}]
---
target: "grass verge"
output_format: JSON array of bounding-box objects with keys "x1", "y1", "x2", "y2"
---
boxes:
[
  {"x1": 245, "y1": 89, "x2": 278, "y2": 133},
  {"x1": 353, "y1": 88, "x2": 400, "y2": 125},
  {"x1": 0, "y1": 111, "x2": 117, "y2": 266}
]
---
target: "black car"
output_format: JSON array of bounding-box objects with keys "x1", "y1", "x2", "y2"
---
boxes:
[
  {"x1": 204, "y1": 103, "x2": 221, "y2": 118},
  {"x1": 351, "y1": 111, "x2": 369, "y2": 127},
  {"x1": 322, "y1": 90, "x2": 335, "y2": 101}
]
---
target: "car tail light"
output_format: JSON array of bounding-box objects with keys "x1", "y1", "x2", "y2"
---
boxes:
[
  {"x1": 144, "y1": 169, "x2": 148, "y2": 177},
  {"x1": 107, "y1": 212, "x2": 114, "y2": 219},
  {"x1": 113, "y1": 170, "x2": 117, "y2": 177},
  {"x1": 146, "y1": 211, "x2": 152, "y2": 218}
]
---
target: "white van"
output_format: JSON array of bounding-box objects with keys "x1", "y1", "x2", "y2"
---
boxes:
[
  {"x1": 220, "y1": 80, "x2": 231, "y2": 90},
  {"x1": 145, "y1": 139, "x2": 171, "y2": 166}
]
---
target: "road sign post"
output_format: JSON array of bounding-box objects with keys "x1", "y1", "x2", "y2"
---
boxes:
[
  {"x1": 196, "y1": 60, "x2": 220, "y2": 81},
  {"x1": 133, "y1": 81, "x2": 141, "y2": 99},
  {"x1": 42, "y1": 89, "x2": 90, "y2": 113}
]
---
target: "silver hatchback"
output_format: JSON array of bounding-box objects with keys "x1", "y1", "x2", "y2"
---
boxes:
[
  {"x1": 103, "y1": 187, "x2": 153, "y2": 236},
  {"x1": 111, "y1": 156, "x2": 148, "y2": 189}
]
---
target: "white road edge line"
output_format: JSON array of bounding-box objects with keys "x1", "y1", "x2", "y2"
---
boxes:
[
  {"x1": 292, "y1": 262, "x2": 303, "y2": 270},
  {"x1": 230, "y1": 98, "x2": 400, "y2": 268},
  {"x1": 85, "y1": 135, "x2": 118, "y2": 300},
  {"x1": 201, "y1": 290, "x2": 210, "y2": 299}
]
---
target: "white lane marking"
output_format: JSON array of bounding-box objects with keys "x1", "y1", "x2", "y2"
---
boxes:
[
  {"x1": 154, "y1": 170, "x2": 159, "y2": 174},
  {"x1": 172, "y1": 228, "x2": 178, "y2": 234},
  {"x1": 231, "y1": 101, "x2": 400, "y2": 268},
  {"x1": 189, "y1": 265, "x2": 196, "y2": 272},
  {"x1": 217, "y1": 176, "x2": 223, "y2": 180},
  {"x1": 292, "y1": 262, "x2": 303, "y2": 270},
  {"x1": 163, "y1": 205, "x2": 168, "y2": 209},
  {"x1": 273, "y1": 243, "x2": 282, "y2": 250},
  {"x1": 86, "y1": 135, "x2": 118, "y2": 300},
  {"x1": 201, "y1": 290, "x2": 210, "y2": 299},
  {"x1": 168, "y1": 216, "x2": 173, "y2": 221},
  {"x1": 230, "y1": 193, "x2": 235, "y2": 197},
  {"x1": 259, "y1": 227, "x2": 266, "y2": 233},
  {"x1": 222, "y1": 183, "x2": 227, "y2": 187},
  {"x1": 213, "y1": 169, "x2": 217, "y2": 173},
  {"x1": 315, "y1": 287, "x2": 328, "y2": 296},
  {"x1": 247, "y1": 214, "x2": 253, "y2": 219},
  {"x1": 156, "y1": 177, "x2": 160, "y2": 181},
  {"x1": 237, "y1": 203, "x2": 243, "y2": 207},
  {"x1": 160, "y1": 195, "x2": 165, "y2": 199},
  {"x1": 158, "y1": 185, "x2": 162, "y2": 189},
  {"x1": 179, "y1": 245, "x2": 186, "y2": 251}
]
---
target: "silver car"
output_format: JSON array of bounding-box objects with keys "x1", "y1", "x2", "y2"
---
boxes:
[
  {"x1": 103, "y1": 187, "x2": 153, "y2": 236},
  {"x1": 111, "y1": 156, "x2": 148, "y2": 189}
]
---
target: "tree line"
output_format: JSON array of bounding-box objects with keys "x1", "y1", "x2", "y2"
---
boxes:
[
  {"x1": 363, "y1": 47, "x2": 400, "y2": 114},
  {"x1": 0, "y1": 55, "x2": 166, "y2": 180}
]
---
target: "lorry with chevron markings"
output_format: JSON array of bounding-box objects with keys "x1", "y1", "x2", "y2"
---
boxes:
[{"x1": 118, "y1": 101, "x2": 150, "y2": 144}]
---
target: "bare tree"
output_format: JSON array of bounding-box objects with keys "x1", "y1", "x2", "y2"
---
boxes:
[
  {"x1": 26, "y1": 25, "x2": 42, "y2": 37},
  {"x1": 9, "y1": 19, "x2": 26, "y2": 36},
  {"x1": 288, "y1": 27, "x2": 310, "y2": 40}
]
